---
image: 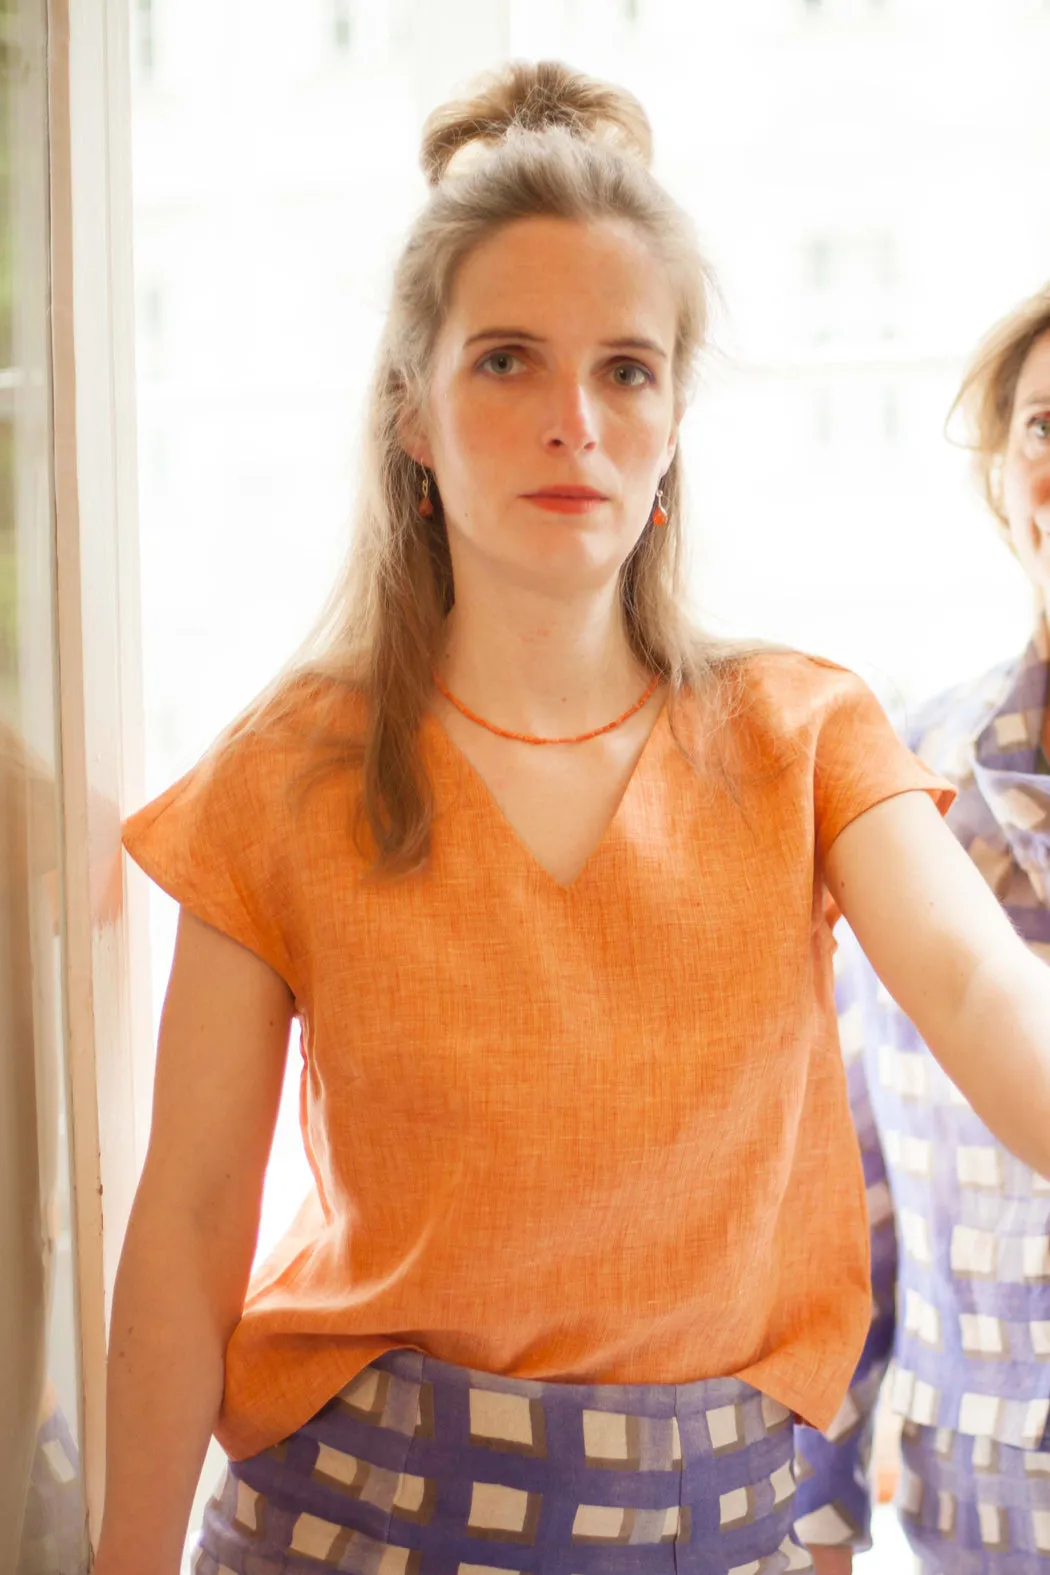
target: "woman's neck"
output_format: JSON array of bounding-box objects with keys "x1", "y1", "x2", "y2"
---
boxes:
[{"x1": 438, "y1": 583, "x2": 650, "y2": 736}]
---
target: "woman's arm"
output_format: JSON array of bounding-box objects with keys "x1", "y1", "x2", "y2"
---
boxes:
[
  {"x1": 93, "y1": 909, "x2": 293, "y2": 1575},
  {"x1": 826, "y1": 790, "x2": 1050, "y2": 1178}
]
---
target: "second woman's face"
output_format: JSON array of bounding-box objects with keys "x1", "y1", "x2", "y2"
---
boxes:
[
  {"x1": 415, "y1": 215, "x2": 680, "y2": 598},
  {"x1": 1003, "y1": 330, "x2": 1050, "y2": 600}
]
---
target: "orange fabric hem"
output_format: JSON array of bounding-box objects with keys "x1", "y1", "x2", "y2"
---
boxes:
[
  {"x1": 216, "y1": 1337, "x2": 852, "y2": 1460},
  {"x1": 216, "y1": 1337, "x2": 401, "y2": 1461}
]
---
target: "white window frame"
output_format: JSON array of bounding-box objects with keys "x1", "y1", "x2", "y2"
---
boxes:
[{"x1": 48, "y1": 0, "x2": 151, "y2": 1543}]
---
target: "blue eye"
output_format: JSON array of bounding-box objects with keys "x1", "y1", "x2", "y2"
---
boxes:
[
  {"x1": 479, "y1": 350, "x2": 525, "y2": 377},
  {"x1": 612, "y1": 362, "x2": 653, "y2": 388}
]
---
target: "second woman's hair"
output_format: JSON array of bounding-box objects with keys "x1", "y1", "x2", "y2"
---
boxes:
[{"x1": 952, "y1": 282, "x2": 1050, "y2": 532}]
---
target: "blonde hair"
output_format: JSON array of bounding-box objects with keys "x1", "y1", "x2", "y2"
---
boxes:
[
  {"x1": 951, "y1": 282, "x2": 1050, "y2": 531},
  {"x1": 284, "y1": 61, "x2": 746, "y2": 872}
]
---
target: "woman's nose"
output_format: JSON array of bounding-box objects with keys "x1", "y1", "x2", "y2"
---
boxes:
[{"x1": 542, "y1": 379, "x2": 599, "y2": 453}]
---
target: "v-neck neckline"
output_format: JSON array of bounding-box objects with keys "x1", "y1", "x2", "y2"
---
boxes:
[{"x1": 423, "y1": 696, "x2": 671, "y2": 894}]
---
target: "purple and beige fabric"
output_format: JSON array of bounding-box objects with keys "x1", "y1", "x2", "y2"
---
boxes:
[
  {"x1": 196, "y1": 1349, "x2": 814, "y2": 1574},
  {"x1": 795, "y1": 631, "x2": 1050, "y2": 1573}
]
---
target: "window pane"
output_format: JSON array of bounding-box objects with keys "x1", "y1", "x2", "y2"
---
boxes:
[{"x1": 0, "y1": 1, "x2": 88, "y2": 1569}]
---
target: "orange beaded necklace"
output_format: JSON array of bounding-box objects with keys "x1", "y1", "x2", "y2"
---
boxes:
[{"x1": 432, "y1": 672, "x2": 661, "y2": 746}]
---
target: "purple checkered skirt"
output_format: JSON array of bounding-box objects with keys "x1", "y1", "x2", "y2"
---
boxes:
[
  {"x1": 194, "y1": 1349, "x2": 813, "y2": 1574},
  {"x1": 899, "y1": 1419, "x2": 1050, "y2": 1573}
]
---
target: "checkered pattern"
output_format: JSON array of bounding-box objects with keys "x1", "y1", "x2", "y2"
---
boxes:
[
  {"x1": 899, "y1": 1421, "x2": 1050, "y2": 1572},
  {"x1": 795, "y1": 631, "x2": 1050, "y2": 1556},
  {"x1": 194, "y1": 1349, "x2": 812, "y2": 1574},
  {"x1": 16, "y1": 1402, "x2": 88, "y2": 1575}
]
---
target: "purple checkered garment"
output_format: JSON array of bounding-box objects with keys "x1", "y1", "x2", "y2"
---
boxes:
[
  {"x1": 194, "y1": 1349, "x2": 814, "y2": 1574},
  {"x1": 898, "y1": 1422, "x2": 1050, "y2": 1572},
  {"x1": 794, "y1": 631, "x2": 1050, "y2": 1570},
  {"x1": 19, "y1": 1402, "x2": 88, "y2": 1574}
]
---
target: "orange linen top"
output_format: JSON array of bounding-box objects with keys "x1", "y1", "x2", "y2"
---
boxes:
[{"x1": 122, "y1": 652, "x2": 953, "y2": 1460}]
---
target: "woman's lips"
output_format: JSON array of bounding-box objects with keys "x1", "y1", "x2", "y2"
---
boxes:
[{"x1": 523, "y1": 488, "x2": 610, "y2": 515}]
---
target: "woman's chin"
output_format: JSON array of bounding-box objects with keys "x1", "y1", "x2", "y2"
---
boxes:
[
  {"x1": 511, "y1": 534, "x2": 634, "y2": 595},
  {"x1": 451, "y1": 516, "x2": 642, "y2": 597}
]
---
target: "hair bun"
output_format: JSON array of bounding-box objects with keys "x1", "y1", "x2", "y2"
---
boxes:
[{"x1": 420, "y1": 60, "x2": 653, "y2": 187}]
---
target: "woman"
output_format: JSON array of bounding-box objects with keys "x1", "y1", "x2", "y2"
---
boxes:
[
  {"x1": 795, "y1": 286, "x2": 1050, "y2": 1574},
  {"x1": 95, "y1": 66, "x2": 1050, "y2": 1575}
]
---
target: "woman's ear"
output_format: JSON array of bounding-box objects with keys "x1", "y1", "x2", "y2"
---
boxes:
[{"x1": 398, "y1": 408, "x2": 434, "y2": 470}]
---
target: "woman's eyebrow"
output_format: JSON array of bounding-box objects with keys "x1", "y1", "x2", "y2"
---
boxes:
[
  {"x1": 602, "y1": 337, "x2": 668, "y2": 359},
  {"x1": 462, "y1": 329, "x2": 668, "y2": 360},
  {"x1": 464, "y1": 328, "x2": 544, "y2": 346},
  {"x1": 1016, "y1": 390, "x2": 1050, "y2": 413}
]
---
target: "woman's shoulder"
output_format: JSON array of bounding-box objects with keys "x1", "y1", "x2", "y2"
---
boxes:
[
  {"x1": 735, "y1": 643, "x2": 857, "y2": 688},
  {"x1": 128, "y1": 671, "x2": 368, "y2": 837},
  {"x1": 203, "y1": 670, "x2": 369, "y2": 779},
  {"x1": 235, "y1": 668, "x2": 368, "y2": 743},
  {"x1": 120, "y1": 672, "x2": 368, "y2": 993},
  {"x1": 711, "y1": 644, "x2": 871, "y2": 741},
  {"x1": 666, "y1": 647, "x2": 875, "y2": 788}
]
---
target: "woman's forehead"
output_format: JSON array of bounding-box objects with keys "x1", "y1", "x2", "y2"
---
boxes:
[
  {"x1": 1016, "y1": 329, "x2": 1050, "y2": 408},
  {"x1": 445, "y1": 216, "x2": 677, "y2": 341}
]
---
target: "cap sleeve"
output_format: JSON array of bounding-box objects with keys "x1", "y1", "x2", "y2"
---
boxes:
[
  {"x1": 122, "y1": 715, "x2": 302, "y2": 997},
  {"x1": 813, "y1": 663, "x2": 956, "y2": 863}
]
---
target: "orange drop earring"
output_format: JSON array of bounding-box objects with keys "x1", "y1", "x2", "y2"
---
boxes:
[
  {"x1": 418, "y1": 471, "x2": 434, "y2": 519},
  {"x1": 651, "y1": 487, "x2": 668, "y2": 527}
]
